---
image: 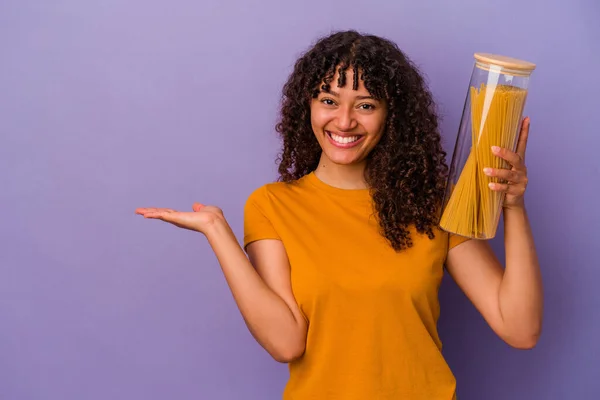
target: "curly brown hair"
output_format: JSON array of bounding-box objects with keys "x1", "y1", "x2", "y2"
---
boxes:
[{"x1": 275, "y1": 30, "x2": 449, "y2": 251}]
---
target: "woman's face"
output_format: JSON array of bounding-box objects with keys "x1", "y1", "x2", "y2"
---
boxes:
[{"x1": 310, "y1": 68, "x2": 388, "y2": 166}]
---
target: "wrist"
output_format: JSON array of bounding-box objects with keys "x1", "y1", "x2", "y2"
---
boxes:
[
  {"x1": 203, "y1": 216, "x2": 232, "y2": 239},
  {"x1": 503, "y1": 201, "x2": 526, "y2": 214},
  {"x1": 503, "y1": 204, "x2": 528, "y2": 221}
]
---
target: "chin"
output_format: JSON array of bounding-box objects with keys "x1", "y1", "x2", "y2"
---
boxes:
[{"x1": 323, "y1": 151, "x2": 363, "y2": 166}]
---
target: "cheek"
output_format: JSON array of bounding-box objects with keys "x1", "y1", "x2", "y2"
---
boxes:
[
  {"x1": 367, "y1": 132, "x2": 384, "y2": 152},
  {"x1": 361, "y1": 116, "x2": 387, "y2": 151},
  {"x1": 364, "y1": 114, "x2": 387, "y2": 138},
  {"x1": 310, "y1": 109, "x2": 329, "y2": 131}
]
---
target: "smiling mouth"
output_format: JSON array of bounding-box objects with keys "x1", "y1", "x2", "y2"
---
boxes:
[{"x1": 326, "y1": 131, "x2": 365, "y2": 146}]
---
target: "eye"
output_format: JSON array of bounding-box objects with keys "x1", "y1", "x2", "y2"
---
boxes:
[
  {"x1": 321, "y1": 98, "x2": 336, "y2": 106},
  {"x1": 359, "y1": 103, "x2": 375, "y2": 110}
]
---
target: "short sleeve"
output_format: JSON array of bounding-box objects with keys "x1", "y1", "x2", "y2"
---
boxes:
[
  {"x1": 448, "y1": 233, "x2": 471, "y2": 250},
  {"x1": 243, "y1": 186, "x2": 281, "y2": 249}
]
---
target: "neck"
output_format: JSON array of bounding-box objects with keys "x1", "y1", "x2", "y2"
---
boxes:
[{"x1": 313, "y1": 154, "x2": 369, "y2": 189}]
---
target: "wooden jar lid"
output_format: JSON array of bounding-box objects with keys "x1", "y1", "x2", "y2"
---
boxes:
[{"x1": 474, "y1": 53, "x2": 536, "y2": 74}]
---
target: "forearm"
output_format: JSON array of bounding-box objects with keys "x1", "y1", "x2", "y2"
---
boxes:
[
  {"x1": 203, "y1": 219, "x2": 305, "y2": 361},
  {"x1": 498, "y1": 205, "x2": 543, "y2": 346}
]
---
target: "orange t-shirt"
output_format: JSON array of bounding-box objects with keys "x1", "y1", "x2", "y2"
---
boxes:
[{"x1": 243, "y1": 172, "x2": 470, "y2": 399}]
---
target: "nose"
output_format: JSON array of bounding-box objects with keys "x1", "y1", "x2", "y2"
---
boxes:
[{"x1": 334, "y1": 106, "x2": 358, "y2": 132}]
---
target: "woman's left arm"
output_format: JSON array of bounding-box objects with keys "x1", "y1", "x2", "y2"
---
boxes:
[{"x1": 445, "y1": 117, "x2": 543, "y2": 349}]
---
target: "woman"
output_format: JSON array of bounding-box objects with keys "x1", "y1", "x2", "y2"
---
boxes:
[{"x1": 136, "y1": 30, "x2": 543, "y2": 399}]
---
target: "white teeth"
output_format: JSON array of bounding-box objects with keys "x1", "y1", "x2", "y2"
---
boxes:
[{"x1": 330, "y1": 133, "x2": 360, "y2": 144}]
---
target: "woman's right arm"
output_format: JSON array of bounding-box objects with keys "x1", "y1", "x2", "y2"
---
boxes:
[
  {"x1": 205, "y1": 219, "x2": 307, "y2": 362},
  {"x1": 136, "y1": 204, "x2": 307, "y2": 362}
]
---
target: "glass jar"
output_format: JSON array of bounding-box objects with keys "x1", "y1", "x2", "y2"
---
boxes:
[{"x1": 439, "y1": 53, "x2": 536, "y2": 239}]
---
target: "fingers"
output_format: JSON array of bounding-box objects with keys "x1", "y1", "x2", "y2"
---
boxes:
[
  {"x1": 483, "y1": 167, "x2": 527, "y2": 185},
  {"x1": 135, "y1": 207, "x2": 176, "y2": 216},
  {"x1": 491, "y1": 145, "x2": 525, "y2": 170},
  {"x1": 486, "y1": 166, "x2": 528, "y2": 196},
  {"x1": 485, "y1": 120, "x2": 530, "y2": 206},
  {"x1": 491, "y1": 117, "x2": 530, "y2": 168},
  {"x1": 144, "y1": 212, "x2": 171, "y2": 220},
  {"x1": 135, "y1": 203, "x2": 207, "y2": 227},
  {"x1": 142, "y1": 211, "x2": 181, "y2": 224},
  {"x1": 515, "y1": 117, "x2": 531, "y2": 161},
  {"x1": 488, "y1": 181, "x2": 526, "y2": 197},
  {"x1": 136, "y1": 204, "x2": 205, "y2": 216}
]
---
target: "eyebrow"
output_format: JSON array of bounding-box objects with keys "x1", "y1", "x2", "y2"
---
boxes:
[{"x1": 324, "y1": 89, "x2": 375, "y2": 101}]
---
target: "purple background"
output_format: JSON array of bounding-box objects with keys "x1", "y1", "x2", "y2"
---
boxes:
[{"x1": 1, "y1": 1, "x2": 598, "y2": 399}]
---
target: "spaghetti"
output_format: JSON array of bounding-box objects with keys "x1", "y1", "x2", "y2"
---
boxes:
[{"x1": 440, "y1": 83, "x2": 528, "y2": 239}]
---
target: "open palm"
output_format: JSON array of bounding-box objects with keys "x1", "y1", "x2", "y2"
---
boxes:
[{"x1": 135, "y1": 203, "x2": 225, "y2": 234}]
